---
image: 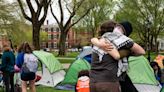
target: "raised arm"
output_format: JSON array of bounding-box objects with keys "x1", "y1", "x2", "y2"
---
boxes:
[
  {"x1": 130, "y1": 43, "x2": 145, "y2": 55},
  {"x1": 91, "y1": 38, "x2": 120, "y2": 60}
]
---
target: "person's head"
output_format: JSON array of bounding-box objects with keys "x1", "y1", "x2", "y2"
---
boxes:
[
  {"x1": 99, "y1": 20, "x2": 117, "y2": 36},
  {"x1": 23, "y1": 42, "x2": 32, "y2": 53},
  {"x1": 3, "y1": 44, "x2": 11, "y2": 52},
  {"x1": 17, "y1": 42, "x2": 25, "y2": 53},
  {"x1": 78, "y1": 70, "x2": 89, "y2": 78},
  {"x1": 150, "y1": 61, "x2": 162, "y2": 77},
  {"x1": 118, "y1": 21, "x2": 133, "y2": 36},
  {"x1": 150, "y1": 62, "x2": 160, "y2": 71}
]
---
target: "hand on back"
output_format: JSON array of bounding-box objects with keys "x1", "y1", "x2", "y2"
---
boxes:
[{"x1": 99, "y1": 38, "x2": 114, "y2": 52}]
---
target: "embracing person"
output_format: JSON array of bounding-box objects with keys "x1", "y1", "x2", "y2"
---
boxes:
[{"x1": 89, "y1": 20, "x2": 145, "y2": 92}]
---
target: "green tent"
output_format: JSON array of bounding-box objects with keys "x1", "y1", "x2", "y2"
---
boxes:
[
  {"x1": 128, "y1": 56, "x2": 158, "y2": 85},
  {"x1": 61, "y1": 58, "x2": 91, "y2": 85},
  {"x1": 33, "y1": 51, "x2": 65, "y2": 87},
  {"x1": 161, "y1": 87, "x2": 164, "y2": 92},
  {"x1": 33, "y1": 51, "x2": 63, "y2": 73},
  {"x1": 128, "y1": 56, "x2": 161, "y2": 92}
]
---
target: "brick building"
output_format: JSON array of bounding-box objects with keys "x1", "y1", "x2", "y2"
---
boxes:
[
  {"x1": 40, "y1": 20, "x2": 93, "y2": 50},
  {"x1": 41, "y1": 23, "x2": 76, "y2": 50}
]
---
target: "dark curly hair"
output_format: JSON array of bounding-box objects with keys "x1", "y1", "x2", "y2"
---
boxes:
[
  {"x1": 150, "y1": 62, "x2": 162, "y2": 78},
  {"x1": 99, "y1": 20, "x2": 117, "y2": 36},
  {"x1": 78, "y1": 70, "x2": 89, "y2": 78}
]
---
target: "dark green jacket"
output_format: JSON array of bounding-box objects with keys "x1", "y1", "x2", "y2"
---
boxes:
[{"x1": 1, "y1": 51, "x2": 15, "y2": 73}]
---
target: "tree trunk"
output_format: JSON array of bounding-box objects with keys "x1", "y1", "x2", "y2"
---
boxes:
[
  {"x1": 154, "y1": 35, "x2": 159, "y2": 53},
  {"x1": 32, "y1": 25, "x2": 40, "y2": 50},
  {"x1": 58, "y1": 31, "x2": 67, "y2": 56},
  {"x1": 150, "y1": 35, "x2": 153, "y2": 51}
]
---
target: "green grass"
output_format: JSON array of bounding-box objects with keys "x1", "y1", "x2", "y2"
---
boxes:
[
  {"x1": 57, "y1": 58, "x2": 75, "y2": 63},
  {"x1": 53, "y1": 52, "x2": 79, "y2": 58},
  {"x1": 0, "y1": 86, "x2": 74, "y2": 92},
  {"x1": 53, "y1": 51, "x2": 78, "y2": 63},
  {"x1": 36, "y1": 86, "x2": 73, "y2": 92}
]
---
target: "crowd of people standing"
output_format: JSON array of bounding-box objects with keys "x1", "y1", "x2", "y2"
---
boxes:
[{"x1": 0, "y1": 42, "x2": 38, "y2": 92}]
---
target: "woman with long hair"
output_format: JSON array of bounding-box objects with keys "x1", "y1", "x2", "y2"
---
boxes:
[
  {"x1": 1, "y1": 44, "x2": 15, "y2": 92},
  {"x1": 16, "y1": 42, "x2": 37, "y2": 92}
]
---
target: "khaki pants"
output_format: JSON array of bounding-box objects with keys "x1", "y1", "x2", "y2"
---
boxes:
[{"x1": 90, "y1": 82, "x2": 120, "y2": 92}]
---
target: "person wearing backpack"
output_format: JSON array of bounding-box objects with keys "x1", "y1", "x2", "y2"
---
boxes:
[
  {"x1": 1, "y1": 44, "x2": 15, "y2": 92},
  {"x1": 17, "y1": 42, "x2": 38, "y2": 92}
]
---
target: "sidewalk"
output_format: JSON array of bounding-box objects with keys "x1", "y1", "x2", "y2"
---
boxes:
[
  {"x1": 62, "y1": 63, "x2": 70, "y2": 69},
  {"x1": 57, "y1": 57, "x2": 75, "y2": 69}
]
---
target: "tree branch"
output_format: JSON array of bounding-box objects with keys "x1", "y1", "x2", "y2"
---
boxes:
[
  {"x1": 142, "y1": 0, "x2": 153, "y2": 16},
  {"x1": 35, "y1": 0, "x2": 40, "y2": 7},
  {"x1": 131, "y1": 0, "x2": 147, "y2": 18},
  {"x1": 66, "y1": 3, "x2": 72, "y2": 14},
  {"x1": 39, "y1": 0, "x2": 51, "y2": 25},
  {"x1": 63, "y1": 0, "x2": 72, "y2": 14},
  {"x1": 26, "y1": 0, "x2": 35, "y2": 15},
  {"x1": 36, "y1": 0, "x2": 44, "y2": 19},
  {"x1": 68, "y1": 6, "x2": 92, "y2": 30},
  {"x1": 58, "y1": 0, "x2": 64, "y2": 24},
  {"x1": 74, "y1": 0, "x2": 85, "y2": 13},
  {"x1": 17, "y1": 0, "x2": 32, "y2": 21},
  {"x1": 50, "y1": 3, "x2": 60, "y2": 25}
]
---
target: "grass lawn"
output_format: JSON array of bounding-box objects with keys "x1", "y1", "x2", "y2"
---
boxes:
[
  {"x1": 53, "y1": 52, "x2": 80, "y2": 58},
  {"x1": 0, "y1": 86, "x2": 74, "y2": 92},
  {"x1": 36, "y1": 86, "x2": 73, "y2": 92},
  {"x1": 57, "y1": 58, "x2": 75, "y2": 63}
]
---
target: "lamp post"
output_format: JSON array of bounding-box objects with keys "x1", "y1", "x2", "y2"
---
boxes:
[{"x1": 146, "y1": 19, "x2": 151, "y2": 62}]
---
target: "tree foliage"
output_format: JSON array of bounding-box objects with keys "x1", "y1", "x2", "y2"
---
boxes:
[
  {"x1": 114, "y1": 0, "x2": 164, "y2": 51},
  {"x1": 75, "y1": 0, "x2": 115, "y2": 37},
  {"x1": 0, "y1": 0, "x2": 32, "y2": 46}
]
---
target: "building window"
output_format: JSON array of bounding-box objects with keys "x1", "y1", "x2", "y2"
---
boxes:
[
  {"x1": 51, "y1": 34, "x2": 54, "y2": 39},
  {"x1": 161, "y1": 42, "x2": 164, "y2": 48},
  {"x1": 48, "y1": 42, "x2": 51, "y2": 48},
  {"x1": 51, "y1": 42, "x2": 54, "y2": 48},
  {"x1": 48, "y1": 28, "x2": 51, "y2": 32},
  {"x1": 48, "y1": 34, "x2": 51, "y2": 40},
  {"x1": 65, "y1": 42, "x2": 68, "y2": 48},
  {"x1": 56, "y1": 28, "x2": 59, "y2": 32},
  {"x1": 51, "y1": 27, "x2": 53, "y2": 32},
  {"x1": 54, "y1": 35, "x2": 57, "y2": 39},
  {"x1": 45, "y1": 28, "x2": 48, "y2": 32},
  {"x1": 57, "y1": 34, "x2": 59, "y2": 39},
  {"x1": 54, "y1": 42, "x2": 57, "y2": 48}
]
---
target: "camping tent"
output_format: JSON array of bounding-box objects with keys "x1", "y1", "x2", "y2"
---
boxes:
[
  {"x1": 60, "y1": 58, "x2": 91, "y2": 85},
  {"x1": 128, "y1": 56, "x2": 162, "y2": 92},
  {"x1": 60, "y1": 46, "x2": 92, "y2": 85},
  {"x1": 33, "y1": 51, "x2": 66, "y2": 87}
]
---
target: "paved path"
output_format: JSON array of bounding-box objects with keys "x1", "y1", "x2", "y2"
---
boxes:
[
  {"x1": 57, "y1": 57, "x2": 75, "y2": 69},
  {"x1": 62, "y1": 63, "x2": 71, "y2": 69}
]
